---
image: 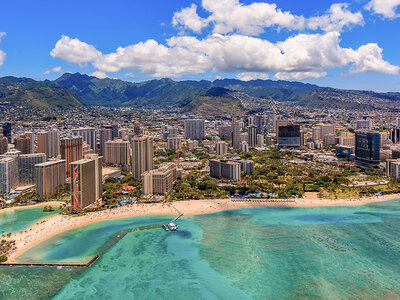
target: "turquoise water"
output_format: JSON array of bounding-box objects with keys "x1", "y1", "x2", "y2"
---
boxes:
[
  {"x1": 0, "y1": 206, "x2": 60, "y2": 234},
  {"x1": 2, "y1": 200, "x2": 400, "y2": 299}
]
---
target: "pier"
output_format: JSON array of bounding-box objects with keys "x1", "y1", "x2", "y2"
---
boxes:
[{"x1": 0, "y1": 255, "x2": 99, "y2": 268}]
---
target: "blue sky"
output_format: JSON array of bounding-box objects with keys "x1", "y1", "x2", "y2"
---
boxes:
[{"x1": 1, "y1": 0, "x2": 400, "y2": 91}]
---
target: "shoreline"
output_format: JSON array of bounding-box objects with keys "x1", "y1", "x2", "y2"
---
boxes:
[
  {"x1": 0, "y1": 201, "x2": 65, "y2": 214},
  {"x1": 5, "y1": 193, "x2": 400, "y2": 263}
]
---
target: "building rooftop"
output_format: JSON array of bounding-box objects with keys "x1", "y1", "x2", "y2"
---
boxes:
[
  {"x1": 0, "y1": 157, "x2": 15, "y2": 163},
  {"x1": 35, "y1": 159, "x2": 66, "y2": 167},
  {"x1": 61, "y1": 135, "x2": 81, "y2": 140}
]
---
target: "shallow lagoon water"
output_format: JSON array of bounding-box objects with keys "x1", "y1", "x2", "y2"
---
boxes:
[
  {"x1": 0, "y1": 206, "x2": 60, "y2": 234},
  {"x1": 2, "y1": 199, "x2": 400, "y2": 299}
]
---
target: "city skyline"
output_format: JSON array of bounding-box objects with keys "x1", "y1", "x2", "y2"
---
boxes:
[{"x1": 2, "y1": 2, "x2": 400, "y2": 298}]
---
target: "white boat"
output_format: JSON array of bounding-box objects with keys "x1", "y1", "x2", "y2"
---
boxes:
[{"x1": 167, "y1": 221, "x2": 178, "y2": 231}]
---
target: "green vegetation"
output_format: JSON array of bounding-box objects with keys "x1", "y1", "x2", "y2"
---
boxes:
[
  {"x1": 0, "y1": 76, "x2": 83, "y2": 109},
  {"x1": 54, "y1": 73, "x2": 322, "y2": 107},
  {"x1": 102, "y1": 173, "x2": 141, "y2": 208},
  {"x1": 3, "y1": 73, "x2": 399, "y2": 110},
  {"x1": 0, "y1": 239, "x2": 16, "y2": 263},
  {"x1": 182, "y1": 95, "x2": 246, "y2": 116},
  {"x1": 171, "y1": 173, "x2": 228, "y2": 200},
  {"x1": 43, "y1": 206, "x2": 55, "y2": 212},
  {"x1": 55, "y1": 73, "x2": 205, "y2": 107},
  {"x1": 235, "y1": 148, "x2": 400, "y2": 199}
]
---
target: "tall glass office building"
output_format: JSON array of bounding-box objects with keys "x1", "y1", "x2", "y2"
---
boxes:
[
  {"x1": 355, "y1": 131, "x2": 380, "y2": 169},
  {"x1": 2, "y1": 122, "x2": 12, "y2": 143},
  {"x1": 278, "y1": 125, "x2": 301, "y2": 148}
]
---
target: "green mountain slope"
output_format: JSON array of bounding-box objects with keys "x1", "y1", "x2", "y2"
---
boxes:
[
  {"x1": 55, "y1": 73, "x2": 206, "y2": 107},
  {"x1": 182, "y1": 87, "x2": 246, "y2": 116},
  {"x1": 0, "y1": 76, "x2": 83, "y2": 108},
  {"x1": 54, "y1": 73, "x2": 322, "y2": 107},
  {"x1": 1, "y1": 73, "x2": 400, "y2": 111}
]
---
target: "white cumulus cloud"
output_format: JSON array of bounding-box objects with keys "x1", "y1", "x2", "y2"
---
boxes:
[
  {"x1": 0, "y1": 32, "x2": 6, "y2": 67},
  {"x1": 50, "y1": 35, "x2": 102, "y2": 63},
  {"x1": 347, "y1": 43, "x2": 399, "y2": 74},
  {"x1": 274, "y1": 71, "x2": 327, "y2": 80},
  {"x1": 237, "y1": 72, "x2": 269, "y2": 81},
  {"x1": 90, "y1": 71, "x2": 109, "y2": 79},
  {"x1": 52, "y1": 31, "x2": 398, "y2": 80},
  {"x1": 307, "y1": 3, "x2": 364, "y2": 32},
  {"x1": 43, "y1": 66, "x2": 63, "y2": 75},
  {"x1": 172, "y1": 4, "x2": 209, "y2": 33},
  {"x1": 365, "y1": 0, "x2": 400, "y2": 18},
  {"x1": 125, "y1": 72, "x2": 135, "y2": 78},
  {"x1": 172, "y1": 0, "x2": 363, "y2": 35},
  {"x1": 50, "y1": 0, "x2": 398, "y2": 82},
  {"x1": 191, "y1": 0, "x2": 305, "y2": 35},
  {"x1": 93, "y1": 39, "x2": 212, "y2": 77}
]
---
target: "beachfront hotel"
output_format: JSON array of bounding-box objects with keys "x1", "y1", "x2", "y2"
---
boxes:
[
  {"x1": 70, "y1": 154, "x2": 103, "y2": 210},
  {"x1": 61, "y1": 136, "x2": 83, "y2": 177},
  {"x1": 142, "y1": 162, "x2": 177, "y2": 195},
  {"x1": 35, "y1": 159, "x2": 66, "y2": 198},
  {"x1": 0, "y1": 156, "x2": 19, "y2": 194},
  {"x1": 209, "y1": 159, "x2": 241, "y2": 181},
  {"x1": 18, "y1": 153, "x2": 46, "y2": 185},
  {"x1": 131, "y1": 136, "x2": 154, "y2": 180}
]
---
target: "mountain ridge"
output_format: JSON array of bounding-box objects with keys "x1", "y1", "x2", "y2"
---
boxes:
[
  {"x1": 0, "y1": 76, "x2": 83, "y2": 109},
  {"x1": 1, "y1": 73, "x2": 399, "y2": 111}
]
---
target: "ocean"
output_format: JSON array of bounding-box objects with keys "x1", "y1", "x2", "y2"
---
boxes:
[{"x1": 1, "y1": 199, "x2": 400, "y2": 299}]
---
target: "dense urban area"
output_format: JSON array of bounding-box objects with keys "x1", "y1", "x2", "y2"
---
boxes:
[{"x1": 1, "y1": 95, "x2": 400, "y2": 215}]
